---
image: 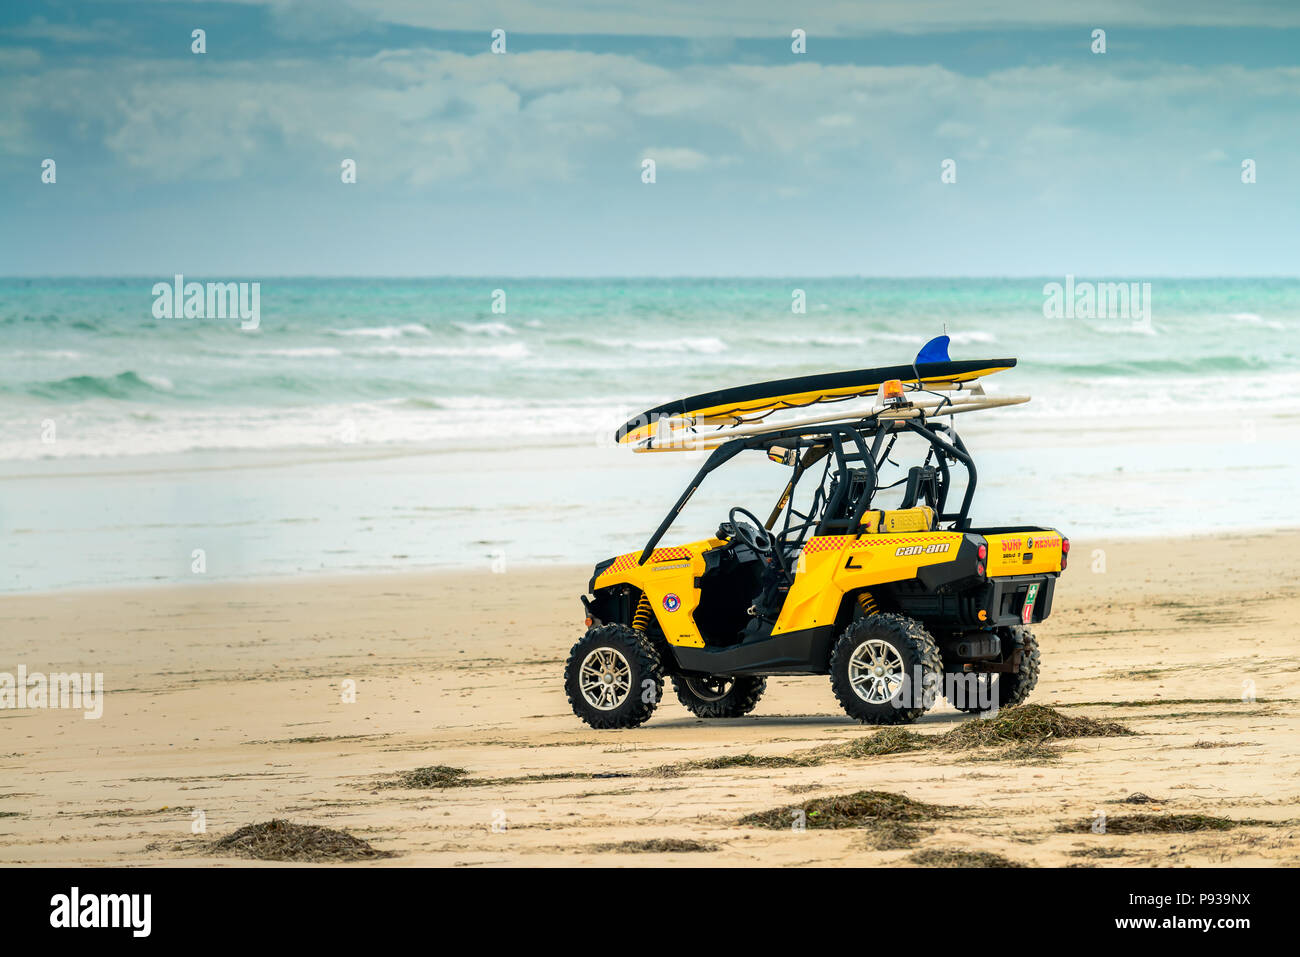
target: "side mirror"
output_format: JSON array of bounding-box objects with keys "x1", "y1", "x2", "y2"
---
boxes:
[{"x1": 766, "y1": 445, "x2": 798, "y2": 466}]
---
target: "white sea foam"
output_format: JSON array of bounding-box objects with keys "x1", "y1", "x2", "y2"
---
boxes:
[
  {"x1": 453, "y1": 321, "x2": 515, "y2": 336},
  {"x1": 2, "y1": 349, "x2": 85, "y2": 360},
  {"x1": 330, "y1": 323, "x2": 432, "y2": 338},
  {"x1": 1087, "y1": 320, "x2": 1158, "y2": 336},
  {"x1": 755, "y1": 333, "x2": 868, "y2": 346},
  {"x1": 755, "y1": 330, "x2": 996, "y2": 348},
  {"x1": 1227, "y1": 312, "x2": 1284, "y2": 329},
  {"x1": 949, "y1": 331, "x2": 997, "y2": 345},
  {"x1": 872, "y1": 332, "x2": 926, "y2": 344},
  {"x1": 360, "y1": 342, "x2": 530, "y2": 359},
  {"x1": 247, "y1": 347, "x2": 344, "y2": 358},
  {"x1": 595, "y1": 336, "x2": 728, "y2": 353}
]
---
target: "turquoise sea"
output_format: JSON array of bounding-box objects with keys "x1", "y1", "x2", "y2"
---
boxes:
[{"x1": 2, "y1": 278, "x2": 1298, "y2": 591}]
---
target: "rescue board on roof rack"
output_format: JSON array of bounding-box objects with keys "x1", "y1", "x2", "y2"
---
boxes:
[{"x1": 616, "y1": 337, "x2": 1024, "y2": 451}]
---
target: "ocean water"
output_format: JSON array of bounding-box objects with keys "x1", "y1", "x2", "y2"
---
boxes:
[{"x1": 2, "y1": 278, "x2": 1298, "y2": 591}]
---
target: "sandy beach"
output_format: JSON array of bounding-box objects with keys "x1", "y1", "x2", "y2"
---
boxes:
[{"x1": 2, "y1": 530, "x2": 1297, "y2": 867}]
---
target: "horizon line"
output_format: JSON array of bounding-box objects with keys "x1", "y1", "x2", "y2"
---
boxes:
[{"x1": 3, "y1": 274, "x2": 1299, "y2": 282}]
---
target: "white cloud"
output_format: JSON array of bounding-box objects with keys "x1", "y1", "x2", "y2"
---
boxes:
[
  {"x1": 3, "y1": 44, "x2": 1297, "y2": 198},
  {"x1": 5, "y1": 16, "x2": 127, "y2": 45}
]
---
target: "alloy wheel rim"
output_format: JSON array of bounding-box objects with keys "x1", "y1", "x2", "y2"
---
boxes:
[
  {"x1": 847, "y1": 639, "x2": 905, "y2": 704},
  {"x1": 579, "y1": 647, "x2": 632, "y2": 711}
]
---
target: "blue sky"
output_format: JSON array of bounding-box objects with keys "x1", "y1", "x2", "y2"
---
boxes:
[{"x1": 2, "y1": 0, "x2": 1298, "y2": 276}]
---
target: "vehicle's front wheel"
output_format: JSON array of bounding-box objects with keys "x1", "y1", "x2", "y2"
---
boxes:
[
  {"x1": 829, "y1": 613, "x2": 942, "y2": 724},
  {"x1": 564, "y1": 624, "x2": 664, "y2": 729},
  {"x1": 671, "y1": 674, "x2": 767, "y2": 718}
]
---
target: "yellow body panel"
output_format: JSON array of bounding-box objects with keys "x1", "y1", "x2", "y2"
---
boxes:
[
  {"x1": 771, "y1": 531, "x2": 965, "y2": 635},
  {"x1": 593, "y1": 519, "x2": 968, "y2": 646},
  {"x1": 984, "y1": 531, "x2": 1064, "y2": 576},
  {"x1": 591, "y1": 538, "x2": 724, "y2": 648}
]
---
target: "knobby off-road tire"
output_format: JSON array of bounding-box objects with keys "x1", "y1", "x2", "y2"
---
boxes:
[
  {"x1": 671, "y1": 675, "x2": 767, "y2": 718},
  {"x1": 945, "y1": 625, "x2": 1041, "y2": 712},
  {"x1": 564, "y1": 624, "x2": 664, "y2": 729},
  {"x1": 830, "y1": 613, "x2": 942, "y2": 724}
]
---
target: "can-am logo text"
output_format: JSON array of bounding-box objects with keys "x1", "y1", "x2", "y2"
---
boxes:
[{"x1": 895, "y1": 543, "x2": 950, "y2": 557}]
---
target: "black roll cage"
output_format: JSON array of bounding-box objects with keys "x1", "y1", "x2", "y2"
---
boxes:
[{"x1": 637, "y1": 413, "x2": 978, "y2": 564}]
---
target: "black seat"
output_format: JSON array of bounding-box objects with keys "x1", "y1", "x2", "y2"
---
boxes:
[
  {"x1": 900, "y1": 466, "x2": 940, "y2": 509},
  {"x1": 819, "y1": 468, "x2": 874, "y2": 533}
]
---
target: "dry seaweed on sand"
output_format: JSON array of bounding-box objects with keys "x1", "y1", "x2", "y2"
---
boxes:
[
  {"x1": 208, "y1": 819, "x2": 394, "y2": 862},
  {"x1": 1190, "y1": 740, "x2": 1258, "y2": 749},
  {"x1": 958, "y1": 741, "x2": 1063, "y2": 764},
  {"x1": 855, "y1": 820, "x2": 924, "y2": 850},
  {"x1": 835, "y1": 727, "x2": 931, "y2": 757},
  {"x1": 656, "y1": 753, "x2": 819, "y2": 775},
  {"x1": 820, "y1": 705, "x2": 1131, "y2": 763},
  {"x1": 380, "y1": 765, "x2": 475, "y2": 789},
  {"x1": 937, "y1": 704, "x2": 1131, "y2": 750},
  {"x1": 1068, "y1": 846, "x2": 1132, "y2": 858},
  {"x1": 908, "y1": 848, "x2": 1025, "y2": 867},
  {"x1": 375, "y1": 706, "x2": 1130, "y2": 794},
  {"x1": 375, "y1": 764, "x2": 593, "y2": 789},
  {"x1": 740, "y1": 790, "x2": 948, "y2": 830},
  {"x1": 1058, "y1": 813, "x2": 1257, "y2": 834},
  {"x1": 587, "y1": 838, "x2": 717, "y2": 853}
]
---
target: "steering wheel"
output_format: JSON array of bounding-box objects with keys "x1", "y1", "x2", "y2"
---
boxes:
[{"x1": 727, "y1": 507, "x2": 789, "y2": 579}]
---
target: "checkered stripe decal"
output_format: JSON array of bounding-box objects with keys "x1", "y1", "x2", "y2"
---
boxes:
[
  {"x1": 801, "y1": 536, "x2": 851, "y2": 554},
  {"x1": 602, "y1": 547, "x2": 691, "y2": 576},
  {"x1": 852, "y1": 535, "x2": 957, "y2": 548},
  {"x1": 802, "y1": 534, "x2": 960, "y2": 554}
]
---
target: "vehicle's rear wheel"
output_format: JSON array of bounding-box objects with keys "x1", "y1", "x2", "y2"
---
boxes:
[
  {"x1": 564, "y1": 624, "x2": 664, "y2": 729},
  {"x1": 944, "y1": 626, "x2": 1041, "y2": 712},
  {"x1": 829, "y1": 613, "x2": 942, "y2": 724},
  {"x1": 671, "y1": 674, "x2": 767, "y2": 718}
]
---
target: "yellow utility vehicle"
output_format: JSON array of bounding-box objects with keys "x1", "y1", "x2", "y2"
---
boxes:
[{"x1": 565, "y1": 338, "x2": 1068, "y2": 728}]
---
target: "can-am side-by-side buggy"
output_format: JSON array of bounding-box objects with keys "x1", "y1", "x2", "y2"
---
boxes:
[{"x1": 564, "y1": 339, "x2": 1068, "y2": 728}]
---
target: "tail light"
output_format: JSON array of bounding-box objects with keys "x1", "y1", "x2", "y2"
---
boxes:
[
  {"x1": 977, "y1": 543, "x2": 987, "y2": 561},
  {"x1": 1060, "y1": 537, "x2": 1070, "y2": 570},
  {"x1": 976, "y1": 562, "x2": 985, "y2": 577}
]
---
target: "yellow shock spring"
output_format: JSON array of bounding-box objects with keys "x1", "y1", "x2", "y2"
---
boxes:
[
  {"x1": 632, "y1": 594, "x2": 653, "y2": 632},
  {"x1": 857, "y1": 591, "x2": 879, "y2": 617}
]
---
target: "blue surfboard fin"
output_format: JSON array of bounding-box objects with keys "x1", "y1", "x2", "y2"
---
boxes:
[{"x1": 915, "y1": 334, "x2": 951, "y2": 365}]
